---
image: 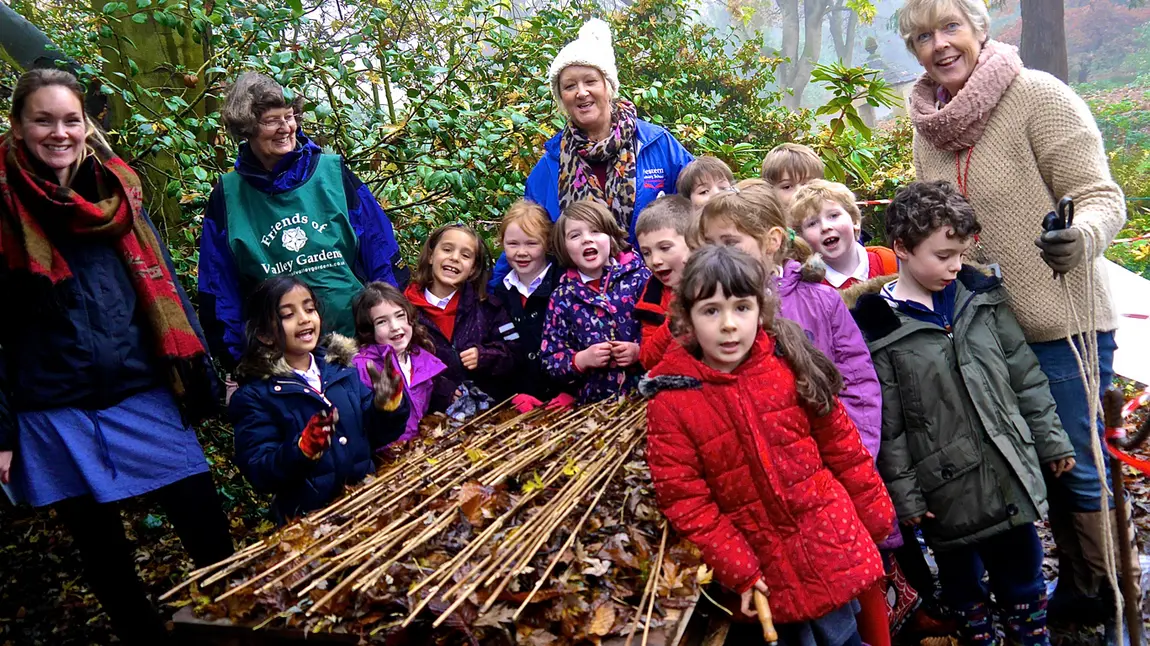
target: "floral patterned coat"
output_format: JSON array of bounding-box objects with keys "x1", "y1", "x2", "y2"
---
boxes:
[{"x1": 541, "y1": 252, "x2": 651, "y2": 404}]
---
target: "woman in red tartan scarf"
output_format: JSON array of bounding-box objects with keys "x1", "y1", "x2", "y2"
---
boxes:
[{"x1": 0, "y1": 69, "x2": 233, "y2": 645}]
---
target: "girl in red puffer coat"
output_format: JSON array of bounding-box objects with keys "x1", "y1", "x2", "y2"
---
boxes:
[{"x1": 641, "y1": 245, "x2": 895, "y2": 646}]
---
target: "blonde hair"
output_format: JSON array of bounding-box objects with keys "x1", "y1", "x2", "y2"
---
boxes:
[
  {"x1": 552, "y1": 200, "x2": 629, "y2": 267},
  {"x1": 898, "y1": 0, "x2": 991, "y2": 53},
  {"x1": 499, "y1": 200, "x2": 552, "y2": 253},
  {"x1": 7, "y1": 69, "x2": 109, "y2": 182},
  {"x1": 695, "y1": 179, "x2": 815, "y2": 266},
  {"x1": 789, "y1": 180, "x2": 861, "y2": 229},
  {"x1": 677, "y1": 156, "x2": 735, "y2": 198},
  {"x1": 761, "y1": 143, "x2": 825, "y2": 186}
]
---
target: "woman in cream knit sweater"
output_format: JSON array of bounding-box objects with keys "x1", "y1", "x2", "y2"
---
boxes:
[{"x1": 899, "y1": 0, "x2": 1129, "y2": 633}]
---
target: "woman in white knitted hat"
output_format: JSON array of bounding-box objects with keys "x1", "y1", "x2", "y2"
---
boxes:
[
  {"x1": 491, "y1": 18, "x2": 694, "y2": 287},
  {"x1": 898, "y1": 0, "x2": 1131, "y2": 635}
]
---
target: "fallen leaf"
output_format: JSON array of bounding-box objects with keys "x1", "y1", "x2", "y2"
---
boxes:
[{"x1": 588, "y1": 601, "x2": 616, "y2": 636}]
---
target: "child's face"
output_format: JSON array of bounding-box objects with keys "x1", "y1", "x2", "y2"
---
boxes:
[
  {"x1": 637, "y1": 228, "x2": 691, "y2": 288},
  {"x1": 503, "y1": 222, "x2": 547, "y2": 281},
  {"x1": 690, "y1": 286, "x2": 760, "y2": 374},
  {"x1": 772, "y1": 174, "x2": 807, "y2": 208},
  {"x1": 701, "y1": 219, "x2": 776, "y2": 273},
  {"x1": 895, "y1": 226, "x2": 971, "y2": 292},
  {"x1": 798, "y1": 200, "x2": 861, "y2": 265},
  {"x1": 563, "y1": 219, "x2": 611, "y2": 277},
  {"x1": 689, "y1": 176, "x2": 731, "y2": 212},
  {"x1": 278, "y1": 285, "x2": 321, "y2": 359},
  {"x1": 370, "y1": 299, "x2": 413, "y2": 356},
  {"x1": 430, "y1": 229, "x2": 478, "y2": 293}
]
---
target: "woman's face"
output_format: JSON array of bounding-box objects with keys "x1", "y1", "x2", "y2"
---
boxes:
[
  {"x1": 911, "y1": 9, "x2": 983, "y2": 96},
  {"x1": 10, "y1": 85, "x2": 86, "y2": 185},
  {"x1": 558, "y1": 66, "x2": 611, "y2": 137},
  {"x1": 251, "y1": 106, "x2": 297, "y2": 170}
]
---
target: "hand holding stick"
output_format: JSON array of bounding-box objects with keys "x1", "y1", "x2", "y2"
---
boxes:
[{"x1": 753, "y1": 589, "x2": 778, "y2": 646}]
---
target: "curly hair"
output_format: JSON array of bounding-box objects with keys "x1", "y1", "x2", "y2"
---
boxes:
[
  {"x1": 885, "y1": 180, "x2": 981, "y2": 252},
  {"x1": 221, "y1": 71, "x2": 304, "y2": 141},
  {"x1": 671, "y1": 244, "x2": 843, "y2": 415},
  {"x1": 352, "y1": 282, "x2": 435, "y2": 354}
]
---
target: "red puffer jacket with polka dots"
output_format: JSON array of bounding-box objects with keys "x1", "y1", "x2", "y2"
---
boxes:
[{"x1": 641, "y1": 330, "x2": 895, "y2": 624}]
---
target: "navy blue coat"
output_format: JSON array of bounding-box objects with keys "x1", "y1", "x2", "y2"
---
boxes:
[
  {"x1": 492, "y1": 263, "x2": 567, "y2": 401},
  {"x1": 198, "y1": 134, "x2": 407, "y2": 371},
  {"x1": 0, "y1": 157, "x2": 218, "y2": 451},
  {"x1": 230, "y1": 336, "x2": 408, "y2": 524}
]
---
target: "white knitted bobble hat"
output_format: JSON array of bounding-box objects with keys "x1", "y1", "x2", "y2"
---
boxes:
[{"x1": 547, "y1": 18, "x2": 619, "y2": 108}]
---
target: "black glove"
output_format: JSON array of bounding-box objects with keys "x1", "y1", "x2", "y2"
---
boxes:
[{"x1": 1035, "y1": 227, "x2": 1084, "y2": 275}]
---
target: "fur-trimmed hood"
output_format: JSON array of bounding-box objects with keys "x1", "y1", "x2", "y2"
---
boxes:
[{"x1": 235, "y1": 333, "x2": 359, "y2": 381}]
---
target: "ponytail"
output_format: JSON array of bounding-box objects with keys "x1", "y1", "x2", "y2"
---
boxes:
[{"x1": 769, "y1": 316, "x2": 843, "y2": 416}]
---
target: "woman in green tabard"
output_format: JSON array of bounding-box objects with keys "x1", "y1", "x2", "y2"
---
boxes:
[{"x1": 198, "y1": 72, "x2": 407, "y2": 376}]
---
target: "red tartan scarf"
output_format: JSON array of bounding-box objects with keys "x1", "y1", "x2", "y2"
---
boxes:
[{"x1": 0, "y1": 138, "x2": 206, "y2": 393}]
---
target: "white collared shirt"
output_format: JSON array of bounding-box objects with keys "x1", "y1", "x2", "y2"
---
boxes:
[
  {"x1": 503, "y1": 263, "x2": 552, "y2": 299},
  {"x1": 424, "y1": 288, "x2": 456, "y2": 309},
  {"x1": 293, "y1": 353, "x2": 323, "y2": 393},
  {"x1": 823, "y1": 242, "x2": 871, "y2": 289},
  {"x1": 397, "y1": 353, "x2": 413, "y2": 386}
]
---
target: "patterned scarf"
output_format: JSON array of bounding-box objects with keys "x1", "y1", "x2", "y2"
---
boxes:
[
  {"x1": 909, "y1": 40, "x2": 1023, "y2": 152},
  {"x1": 0, "y1": 137, "x2": 209, "y2": 401},
  {"x1": 558, "y1": 100, "x2": 638, "y2": 230}
]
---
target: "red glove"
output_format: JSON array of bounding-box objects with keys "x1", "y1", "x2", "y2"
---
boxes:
[
  {"x1": 299, "y1": 410, "x2": 335, "y2": 459},
  {"x1": 511, "y1": 393, "x2": 544, "y2": 414},
  {"x1": 545, "y1": 392, "x2": 577, "y2": 411}
]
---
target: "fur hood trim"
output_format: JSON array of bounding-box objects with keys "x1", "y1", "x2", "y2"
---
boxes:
[
  {"x1": 235, "y1": 333, "x2": 359, "y2": 381},
  {"x1": 840, "y1": 274, "x2": 896, "y2": 310},
  {"x1": 638, "y1": 374, "x2": 702, "y2": 399}
]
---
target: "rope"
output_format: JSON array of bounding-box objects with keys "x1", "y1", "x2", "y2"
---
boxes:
[{"x1": 1060, "y1": 227, "x2": 1124, "y2": 642}]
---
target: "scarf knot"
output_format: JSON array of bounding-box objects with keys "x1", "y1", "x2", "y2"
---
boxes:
[
  {"x1": 558, "y1": 100, "x2": 639, "y2": 231},
  {"x1": 909, "y1": 40, "x2": 1023, "y2": 152}
]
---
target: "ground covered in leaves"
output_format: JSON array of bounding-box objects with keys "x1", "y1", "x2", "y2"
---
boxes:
[{"x1": 2, "y1": 398, "x2": 1150, "y2": 645}]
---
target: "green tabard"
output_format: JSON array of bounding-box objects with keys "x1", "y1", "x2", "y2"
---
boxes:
[{"x1": 223, "y1": 154, "x2": 361, "y2": 337}]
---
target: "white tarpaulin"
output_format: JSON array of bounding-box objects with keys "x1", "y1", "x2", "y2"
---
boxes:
[{"x1": 1105, "y1": 260, "x2": 1150, "y2": 386}]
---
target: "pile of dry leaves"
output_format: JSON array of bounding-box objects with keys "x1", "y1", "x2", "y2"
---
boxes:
[{"x1": 166, "y1": 399, "x2": 710, "y2": 644}]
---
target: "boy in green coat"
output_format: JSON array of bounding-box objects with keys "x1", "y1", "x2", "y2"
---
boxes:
[{"x1": 847, "y1": 181, "x2": 1076, "y2": 645}]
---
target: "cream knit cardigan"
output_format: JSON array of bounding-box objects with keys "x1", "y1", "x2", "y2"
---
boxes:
[{"x1": 912, "y1": 68, "x2": 1126, "y2": 343}]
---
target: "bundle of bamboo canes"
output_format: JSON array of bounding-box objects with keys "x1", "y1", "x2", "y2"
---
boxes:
[{"x1": 164, "y1": 398, "x2": 706, "y2": 643}]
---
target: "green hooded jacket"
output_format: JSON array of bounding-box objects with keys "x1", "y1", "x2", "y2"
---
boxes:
[{"x1": 847, "y1": 266, "x2": 1074, "y2": 551}]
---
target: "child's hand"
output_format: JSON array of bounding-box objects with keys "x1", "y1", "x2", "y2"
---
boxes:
[
  {"x1": 0, "y1": 450, "x2": 12, "y2": 485},
  {"x1": 575, "y1": 343, "x2": 613, "y2": 370},
  {"x1": 366, "y1": 361, "x2": 404, "y2": 411},
  {"x1": 739, "y1": 579, "x2": 771, "y2": 618},
  {"x1": 610, "y1": 341, "x2": 641, "y2": 367},
  {"x1": 1048, "y1": 457, "x2": 1077, "y2": 478},
  {"x1": 546, "y1": 392, "x2": 577, "y2": 411},
  {"x1": 299, "y1": 409, "x2": 337, "y2": 459},
  {"x1": 902, "y1": 511, "x2": 935, "y2": 527},
  {"x1": 460, "y1": 347, "x2": 480, "y2": 371}
]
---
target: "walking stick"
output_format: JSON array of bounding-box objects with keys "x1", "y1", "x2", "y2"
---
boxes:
[
  {"x1": 1102, "y1": 388, "x2": 1144, "y2": 646},
  {"x1": 753, "y1": 589, "x2": 779, "y2": 646}
]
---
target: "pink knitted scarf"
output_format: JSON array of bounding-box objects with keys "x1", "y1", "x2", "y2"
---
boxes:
[{"x1": 909, "y1": 40, "x2": 1023, "y2": 152}]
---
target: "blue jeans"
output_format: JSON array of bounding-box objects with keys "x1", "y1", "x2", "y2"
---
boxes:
[
  {"x1": 1029, "y1": 332, "x2": 1117, "y2": 513},
  {"x1": 934, "y1": 524, "x2": 1046, "y2": 607}
]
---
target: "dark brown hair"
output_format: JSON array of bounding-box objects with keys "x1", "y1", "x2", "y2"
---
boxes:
[
  {"x1": 885, "y1": 180, "x2": 981, "y2": 252},
  {"x1": 351, "y1": 282, "x2": 435, "y2": 354},
  {"x1": 221, "y1": 71, "x2": 305, "y2": 141},
  {"x1": 677, "y1": 156, "x2": 735, "y2": 198},
  {"x1": 7, "y1": 68, "x2": 105, "y2": 171},
  {"x1": 672, "y1": 244, "x2": 843, "y2": 415},
  {"x1": 411, "y1": 223, "x2": 492, "y2": 300},
  {"x1": 552, "y1": 200, "x2": 629, "y2": 267}
]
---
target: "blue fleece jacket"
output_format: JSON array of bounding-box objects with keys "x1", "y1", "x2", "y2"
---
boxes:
[
  {"x1": 198, "y1": 134, "x2": 407, "y2": 370},
  {"x1": 490, "y1": 119, "x2": 693, "y2": 290}
]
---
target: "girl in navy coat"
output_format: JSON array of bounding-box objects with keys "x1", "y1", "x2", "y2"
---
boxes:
[{"x1": 231, "y1": 275, "x2": 408, "y2": 524}]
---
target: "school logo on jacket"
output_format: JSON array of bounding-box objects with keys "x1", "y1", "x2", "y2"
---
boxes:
[{"x1": 642, "y1": 167, "x2": 665, "y2": 191}]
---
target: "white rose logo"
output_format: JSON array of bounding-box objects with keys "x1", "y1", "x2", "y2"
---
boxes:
[{"x1": 281, "y1": 226, "x2": 308, "y2": 252}]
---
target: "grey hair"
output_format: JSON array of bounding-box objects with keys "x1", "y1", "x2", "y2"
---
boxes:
[
  {"x1": 898, "y1": 0, "x2": 991, "y2": 53},
  {"x1": 220, "y1": 71, "x2": 304, "y2": 141}
]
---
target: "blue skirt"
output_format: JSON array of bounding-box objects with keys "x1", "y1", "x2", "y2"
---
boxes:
[{"x1": 11, "y1": 388, "x2": 210, "y2": 507}]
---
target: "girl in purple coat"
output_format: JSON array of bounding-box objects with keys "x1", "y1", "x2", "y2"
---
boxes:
[
  {"x1": 695, "y1": 180, "x2": 882, "y2": 456},
  {"x1": 352, "y1": 282, "x2": 447, "y2": 443},
  {"x1": 404, "y1": 224, "x2": 517, "y2": 408},
  {"x1": 541, "y1": 200, "x2": 651, "y2": 404}
]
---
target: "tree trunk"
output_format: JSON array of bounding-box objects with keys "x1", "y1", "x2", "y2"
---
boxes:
[
  {"x1": 775, "y1": 0, "x2": 801, "y2": 91},
  {"x1": 828, "y1": 2, "x2": 857, "y2": 67},
  {"x1": 784, "y1": 0, "x2": 830, "y2": 109},
  {"x1": 1020, "y1": 0, "x2": 1068, "y2": 82}
]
